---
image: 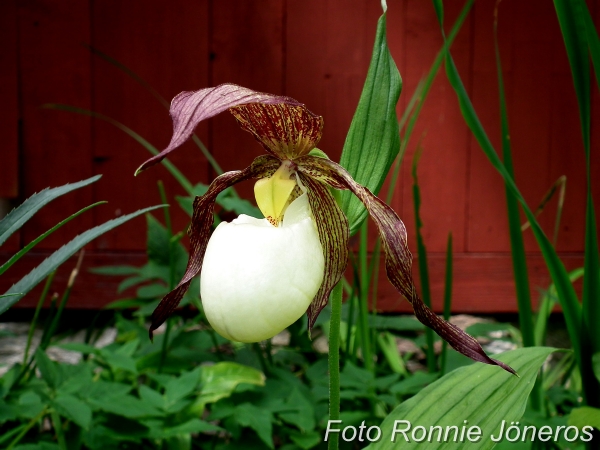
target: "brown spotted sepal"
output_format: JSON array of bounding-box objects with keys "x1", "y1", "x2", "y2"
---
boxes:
[
  {"x1": 136, "y1": 84, "x2": 301, "y2": 174},
  {"x1": 297, "y1": 155, "x2": 517, "y2": 376},
  {"x1": 230, "y1": 103, "x2": 323, "y2": 160}
]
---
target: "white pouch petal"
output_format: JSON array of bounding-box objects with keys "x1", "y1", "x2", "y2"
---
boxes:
[{"x1": 200, "y1": 193, "x2": 324, "y2": 342}]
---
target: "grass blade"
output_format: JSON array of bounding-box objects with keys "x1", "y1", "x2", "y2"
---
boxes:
[
  {"x1": 0, "y1": 175, "x2": 101, "y2": 246},
  {"x1": 494, "y1": 6, "x2": 534, "y2": 350},
  {"x1": 440, "y1": 233, "x2": 453, "y2": 375},
  {"x1": 0, "y1": 201, "x2": 106, "y2": 276},
  {"x1": 433, "y1": 0, "x2": 583, "y2": 385},
  {"x1": 554, "y1": 0, "x2": 600, "y2": 406},
  {"x1": 1, "y1": 204, "x2": 164, "y2": 314},
  {"x1": 411, "y1": 147, "x2": 436, "y2": 372}
]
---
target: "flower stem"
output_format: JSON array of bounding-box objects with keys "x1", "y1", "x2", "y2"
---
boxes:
[{"x1": 328, "y1": 281, "x2": 343, "y2": 450}]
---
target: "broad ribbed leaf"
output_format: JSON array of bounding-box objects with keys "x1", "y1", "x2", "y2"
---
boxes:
[
  {"x1": 339, "y1": 12, "x2": 401, "y2": 235},
  {"x1": 149, "y1": 155, "x2": 280, "y2": 338},
  {"x1": 136, "y1": 84, "x2": 301, "y2": 173},
  {"x1": 298, "y1": 155, "x2": 515, "y2": 374},
  {"x1": 297, "y1": 173, "x2": 349, "y2": 332},
  {"x1": 230, "y1": 103, "x2": 323, "y2": 160},
  {"x1": 0, "y1": 175, "x2": 100, "y2": 247},
  {"x1": 1, "y1": 205, "x2": 163, "y2": 314},
  {"x1": 368, "y1": 347, "x2": 556, "y2": 450}
]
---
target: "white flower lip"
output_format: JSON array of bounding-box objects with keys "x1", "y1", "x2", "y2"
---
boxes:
[{"x1": 200, "y1": 192, "x2": 324, "y2": 342}]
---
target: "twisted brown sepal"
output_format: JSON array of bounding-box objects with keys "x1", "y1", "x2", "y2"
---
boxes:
[
  {"x1": 148, "y1": 155, "x2": 280, "y2": 340},
  {"x1": 136, "y1": 84, "x2": 301, "y2": 174},
  {"x1": 298, "y1": 174, "x2": 349, "y2": 334},
  {"x1": 230, "y1": 103, "x2": 323, "y2": 160},
  {"x1": 297, "y1": 155, "x2": 517, "y2": 375}
]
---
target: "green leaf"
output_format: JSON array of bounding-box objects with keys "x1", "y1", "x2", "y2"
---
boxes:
[
  {"x1": 433, "y1": 2, "x2": 584, "y2": 381},
  {"x1": 0, "y1": 175, "x2": 100, "y2": 246},
  {"x1": 88, "y1": 393, "x2": 162, "y2": 418},
  {"x1": 138, "y1": 385, "x2": 166, "y2": 410},
  {"x1": 34, "y1": 347, "x2": 59, "y2": 389},
  {"x1": 289, "y1": 430, "x2": 322, "y2": 450},
  {"x1": 367, "y1": 347, "x2": 555, "y2": 450},
  {"x1": 100, "y1": 348, "x2": 138, "y2": 374},
  {"x1": 53, "y1": 394, "x2": 92, "y2": 429},
  {"x1": 197, "y1": 362, "x2": 265, "y2": 406},
  {"x1": 568, "y1": 406, "x2": 600, "y2": 430},
  {"x1": 0, "y1": 201, "x2": 106, "y2": 276},
  {"x1": 153, "y1": 418, "x2": 223, "y2": 438},
  {"x1": 338, "y1": 11, "x2": 401, "y2": 235},
  {"x1": 164, "y1": 368, "x2": 201, "y2": 406},
  {"x1": 234, "y1": 403, "x2": 274, "y2": 449},
  {"x1": 494, "y1": 16, "x2": 534, "y2": 349},
  {"x1": 278, "y1": 388, "x2": 316, "y2": 432},
  {"x1": 593, "y1": 353, "x2": 600, "y2": 383},
  {"x1": 1, "y1": 204, "x2": 163, "y2": 314}
]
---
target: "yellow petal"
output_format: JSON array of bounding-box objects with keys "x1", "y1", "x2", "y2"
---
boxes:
[{"x1": 254, "y1": 162, "x2": 296, "y2": 226}]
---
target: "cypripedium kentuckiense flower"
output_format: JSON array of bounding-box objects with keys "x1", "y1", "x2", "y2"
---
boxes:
[{"x1": 137, "y1": 84, "x2": 515, "y2": 375}]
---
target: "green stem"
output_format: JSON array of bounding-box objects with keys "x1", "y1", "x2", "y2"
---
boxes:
[
  {"x1": 328, "y1": 282, "x2": 343, "y2": 450},
  {"x1": 440, "y1": 233, "x2": 453, "y2": 376},
  {"x1": 51, "y1": 411, "x2": 67, "y2": 450},
  {"x1": 158, "y1": 319, "x2": 172, "y2": 373},
  {"x1": 23, "y1": 272, "x2": 56, "y2": 364},
  {"x1": 358, "y1": 221, "x2": 373, "y2": 372},
  {"x1": 6, "y1": 408, "x2": 47, "y2": 450}
]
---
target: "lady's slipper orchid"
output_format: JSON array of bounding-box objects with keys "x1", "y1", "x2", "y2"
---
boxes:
[{"x1": 137, "y1": 83, "x2": 515, "y2": 375}]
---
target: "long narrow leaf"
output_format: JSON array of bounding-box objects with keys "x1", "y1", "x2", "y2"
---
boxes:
[
  {"x1": 554, "y1": 0, "x2": 600, "y2": 405},
  {"x1": 0, "y1": 205, "x2": 164, "y2": 314},
  {"x1": 386, "y1": 0, "x2": 474, "y2": 206},
  {"x1": 339, "y1": 11, "x2": 401, "y2": 234},
  {"x1": 433, "y1": 2, "x2": 583, "y2": 378},
  {"x1": 494, "y1": 9, "x2": 534, "y2": 349},
  {"x1": 0, "y1": 201, "x2": 106, "y2": 276},
  {"x1": 0, "y1": 175, "x2": 101, "y2": 246},
  {"x1": 412, "y1": 148, "x2": 436, "y2": 372}
]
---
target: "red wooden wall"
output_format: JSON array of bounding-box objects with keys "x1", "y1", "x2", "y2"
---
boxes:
[{"x1": 1, "y1": 0, "x2": 598, "y2": 314}]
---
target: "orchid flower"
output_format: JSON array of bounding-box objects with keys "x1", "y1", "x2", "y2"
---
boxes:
[{"x1": 137, "y1": 83, "x2": 515, "y2": 374}]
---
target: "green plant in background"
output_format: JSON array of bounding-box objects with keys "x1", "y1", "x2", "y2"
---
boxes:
[{"x1": 423, "y1": 0, "x2": 600, "y2": 445}]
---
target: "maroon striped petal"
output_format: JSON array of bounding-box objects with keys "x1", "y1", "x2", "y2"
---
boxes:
[
  {"x1": 297, "y1": 173, "x2": 349, "y2": 334},
  {"x1": 230, "y1": 103, "x2": 323, "y2": 160},
  {"x1": 297, "y1": 155, "x2": 517, "y2": 375},
  {"x1": 136, "y1": 84, "x2": 300, "y2": 174},
  {"x1": 149, "y1": 155, "x2": 280, "y2": 339}
]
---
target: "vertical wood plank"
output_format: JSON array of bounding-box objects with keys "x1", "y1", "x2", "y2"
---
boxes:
[
  {"x1": 210, "y1": 0, "x2": 285, "y2": 200},
  {"x1": 400, "y1": 0, "x2": 472, "y2": 253},
  {"x1": 286, "y1": 0, "x2": 383, "y2": 207},
  {"x1": 91, "y1": 0, "x2": 210, "y2": 250},
  {"x1": 18, "y1": 0, "x2": 93, "y2": 249},
  {"x1": 0, "y1": 0, "x2": 19, "y2": 200},
  {"x1": 287, "y1": 0, "x2": 394, "y2": 255}
]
